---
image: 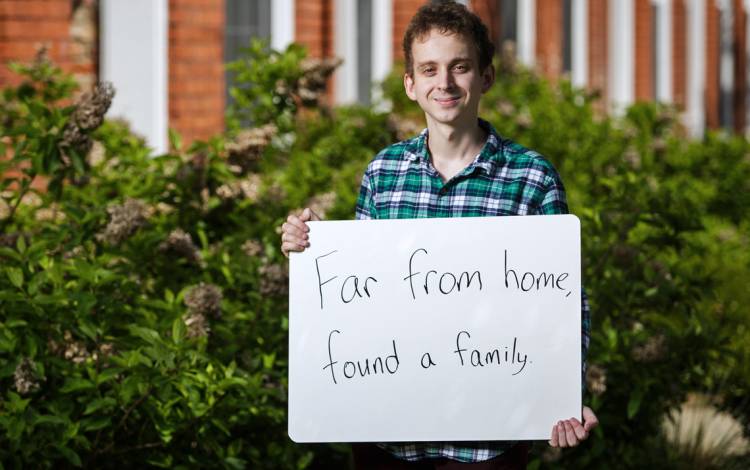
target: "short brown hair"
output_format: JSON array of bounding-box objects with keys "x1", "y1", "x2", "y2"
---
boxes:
[{"x1": 403, "y1": 1, "x2": 495, "y2": 76}]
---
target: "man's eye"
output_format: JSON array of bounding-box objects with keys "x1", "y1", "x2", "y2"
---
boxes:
[
  {"x1": 454, "y1": 65, "x2": 467, "y2": 72},
  {"x1": 423, "y1": 68, "x2": 436, "y2": 75}
]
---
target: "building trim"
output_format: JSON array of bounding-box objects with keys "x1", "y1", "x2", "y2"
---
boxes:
[
  {"x1": 334, "y1": 0, "x2": 358, "y2": 103},
  {"x1": 686, "y1": 0, "x2": 706, "y2": 135},
  {"x1": 518, "y1": 0, "x2": 536, "y2": 66},
  {"x1": 271, "y1": 0, "x2": 295, "y2": 50},
  {"x1": 609, "y1": 0, "x2": 634, "y2": 112},
  {"x1": 572, "y1": 0, "x2": 589, "y2": 87},
  {"x1": 654, "y1": 0, "x2": 674, "y2": 101},
  {"x1": 100, "y1": 0, "x2": 168, "y2": 153}
]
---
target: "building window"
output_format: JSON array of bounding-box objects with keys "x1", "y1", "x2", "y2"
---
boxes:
[
  {"x1": 358, "y1": 0, "x2": 373, "y2": 104},
  {"x1": 562, "y1": 0, "x2": 572, "y2": 74},
  {"x1": 500, "y1": 0, "x2": 518, "y2": 49},
  {"x1": 224, "y1": 0, "x2": 271, "y2": 107}
]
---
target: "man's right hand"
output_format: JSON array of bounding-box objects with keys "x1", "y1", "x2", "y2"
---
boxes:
[{"x1": 281, "y1": 208, "x2": 321, "y2": 257}]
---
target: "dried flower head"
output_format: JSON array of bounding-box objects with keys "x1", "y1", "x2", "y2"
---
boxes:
[
  {"x1": 61, "y1": 82, "x2": 115, "y2": 154},
  {"x1": 87, "y1": 140, "x2": 106, "y2": 166},
  {"x1": 386, "y1": 115, "x2": 423, "y2": 141},
  {"x1": 586, "y1": 364, "x2": 607, "y2": 396},
  {"x1": 0, "y1": 232, "x2": 20, "y2": 248},
  {"x1": 541, "y1": 446, "x2": 562, "y2": 463},
  {"x1": 62, "y1": 330, "x2": 90, "y2": 364},
  {"x1": 297, "y1": 57, "x2": 342, "y2": 105},
  {"x1": 259, "y1": 261, "x2": 288, "y2": 297},
  {"x1": 515, "y1": 110, "x2": 533, "y2": 129},
  {"x1": 242, "y1": 239, "x2": 263, "y2": 258},
  {"x1": 624, "y1": 148, "x2": 641, "y2": 169},
  {"x1": 159, "y1": 228, "x2": 202, "y2": 265},
  {"x1": 184, "y1": 312, "x2": 210, "y2": 338},
  {"x1": 632, "y1": 334, "x2": 667, "y2": 363},
  {"x1": 98, "y1": 342, "x2": 115, "y2": 358},
  {"x1": 216, "y1": 174, "x2": 262, "y2": 202},
  {"x1": 498, "y1": 100, "x2": 515, "y2": 117},
  {"x1": 96, "y1": 198, "x2": 149, "y2": 245},
  {"x1": 184, "y1": 282, "x2": 223, "y2": 319},
  {"x1": 14, "y1": 358, "x2": 42, "y2": 395},
  {"x1": 305, "y1": 192, "x2": 337, "y2": 220},
  {"x1": 226, "y1": 125, "x2": 277, "y2": 174}
]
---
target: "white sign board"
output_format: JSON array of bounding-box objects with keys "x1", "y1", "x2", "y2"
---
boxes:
[{"x1": 288, "y1": 215, "x2": 582, "y2": 442}]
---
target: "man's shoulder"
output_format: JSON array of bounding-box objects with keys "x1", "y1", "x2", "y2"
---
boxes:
[
  {"x1": 365, "y1": 135, "x2": 421, "y2": 174},
  {"x1": 495, "y1": 134, "x2": 560, "y2": 178}
]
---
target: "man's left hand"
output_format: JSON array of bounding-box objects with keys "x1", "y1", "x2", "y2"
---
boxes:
[{"x1": 548, "y1": 406, "x2": 599, "y2": 448}]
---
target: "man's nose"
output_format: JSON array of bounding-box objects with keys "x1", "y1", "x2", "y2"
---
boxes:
[{"x1": 437, "y1": 69, "x2": 455, "y2": 90}]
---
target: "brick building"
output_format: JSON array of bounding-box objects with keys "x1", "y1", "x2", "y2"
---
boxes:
[{"x1": 1, "y1": 0, "x2": 749, "y2": 151}]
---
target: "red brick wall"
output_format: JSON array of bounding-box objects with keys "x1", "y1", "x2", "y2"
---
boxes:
[
  {"x1": 295, "y1": 0, "x2": 332, "y2": 58},
  {"x1": 536, "y1": 0, "x2": 563, "y2": 80},
  {"x1": 705, "y1": 0, "x2": 720, "y2": 129},
  {"x1": 733, "y1": 0, "x2": 746, "y2": 132},
  {"x1": 471, "y1": 0, "x2": 501, "y2": 51},
  {"x1": 168, "y1": 0, "x2": 225, "y2": 143},
  {"x1": 634, "y1": 0, "x2": 653, "y2": 101},
  {"x1": 672, "y1": 0, "x2": 686, "y2": 110},
  {"x1": 0, "y1": 0, "x2": 98, "y2": 90},
  {"x1": 394, "y1": 0, "x2": 426, "y2": 65},
  {"x1": 588, "y1": 0, "x2": 608, "y2": 104}
]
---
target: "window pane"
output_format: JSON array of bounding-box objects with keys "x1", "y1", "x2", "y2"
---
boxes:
[
  {"x1": 225, "y1": 0, "x2": 272, "y2": 112},
  {"x1": 358, "y1": 0, "x2": 373, "y2": 104}
]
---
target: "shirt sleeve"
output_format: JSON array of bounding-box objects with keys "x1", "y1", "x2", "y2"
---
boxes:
[
  {"x1": 355, "y1": 170, "x2": 377, "y2": 220},
  {"x1": 535, "y1": 170, "x2": 591, "y2": 393}
]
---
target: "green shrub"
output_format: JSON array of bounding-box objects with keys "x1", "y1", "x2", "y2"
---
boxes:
[{"x1": 1, "y1": 44, "x2": 749, "y2": 469}]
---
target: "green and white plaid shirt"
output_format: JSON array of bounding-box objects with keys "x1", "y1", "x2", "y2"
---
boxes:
[{"x1": 354, "y1": 119, "x2": 591, "y2": 463}]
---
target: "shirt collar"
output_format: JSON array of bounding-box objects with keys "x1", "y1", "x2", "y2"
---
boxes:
[{"x1": 404, "y1": 118, "x2": 503, "y2": 175}]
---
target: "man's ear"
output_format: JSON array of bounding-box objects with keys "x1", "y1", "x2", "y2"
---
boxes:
[
  {"x1": 403, "y1": 73, "x2": 418, "y2": 101},
  {"x1": 480, "y1": 65, "x2": 495, "y2": 93}
]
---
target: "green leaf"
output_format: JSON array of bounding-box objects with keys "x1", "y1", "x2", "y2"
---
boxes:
[
  {"x1": 15, "y1": 235, "x2": 26, "y2": 254},
  {"x1": 627, "y1": 389, "x2": 643, "y2": 419},
  {"x1": 83, "y1": 397, "x2": 117, "y2": 415},
  {"x1": 129, "y1": 326, "x2": 162, "y2": 345},
  {"x1": 6, "y1": 267, "x2": 23, "y2": 289},
  {"x1": 33, "y1": 414, "x2": 68, "y2": 426},
  {"x1": 80, "y1": 415, "x2": 111, "y2": 432},
  {"x1": 60, "y1": 378, "x2": 95, "y2": 393},
  {"x1": 172, "y1": 317, "x2": 185, "y2": 345},
  {"x1": 168, "y1": 128, "x2": 182, "y2": 152},
  {"x1": 95, "y1": 367, "x2": 124, "y2": 385},
  {"x1": 56, "y1": 445, "x2": 82, "y2": 467},
  {"x1": 262, "y1": 353, "x2": 276, "y2": 370}
]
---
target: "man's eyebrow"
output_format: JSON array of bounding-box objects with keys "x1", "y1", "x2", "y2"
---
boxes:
[{"x1": 416, "y1": 57, "x2": 473, "y2": 68}]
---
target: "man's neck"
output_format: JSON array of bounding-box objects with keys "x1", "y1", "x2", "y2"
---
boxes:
[{"x1": 425, "y1": 117, "x2": 486, "y2": 169}]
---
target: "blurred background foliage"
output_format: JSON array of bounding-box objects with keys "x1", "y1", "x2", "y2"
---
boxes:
[{"x1": 1, "y1": 42, "x2": 749, "y2": 468}]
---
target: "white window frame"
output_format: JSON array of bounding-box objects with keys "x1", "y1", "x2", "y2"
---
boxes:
[
  {"x1": 336, "y1": 0, "x2": 393, "y2": 105},
  {"x1": 572, "y1": 0, "x2": 588, "y2": 88},
  {"x1": 686, "y1": 0, "x2": 706, "y2": 136},
  {"x1": 517, "y1": 0, "x2": 536, "y2": 66},
  {"x1": 271, "y1": 0, "x2": 295, "y2": 51},
  {"x1": 608, "y1": 0, "x2": 634, "y2": 113},
  {"x1": 100, "y1": 0, "x2": 168, "y2": 154},
  {"x1": 652, "y1": 0, "x2": 673, "y2": 102}
]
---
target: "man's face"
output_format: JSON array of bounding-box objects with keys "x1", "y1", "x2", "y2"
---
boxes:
[{"x1": 404, "y1": 29, "x2": 494, "y2": 128}]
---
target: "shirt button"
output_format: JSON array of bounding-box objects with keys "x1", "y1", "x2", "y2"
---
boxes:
[{"x1": 439, "y1": 187, "x2": 448, "y2": 196}]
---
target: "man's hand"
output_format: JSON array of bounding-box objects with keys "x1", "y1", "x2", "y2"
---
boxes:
[
  {"x1": 280, "y1": 208, "x2": 321, "y2": 257},
  {"x1": 548, "y1": 406, "x2": 599, "y2": 448}
]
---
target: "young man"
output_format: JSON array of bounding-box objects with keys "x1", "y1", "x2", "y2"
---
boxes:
[{"x1": 281, "y1": 2, "x2": 598, "y2": 468}]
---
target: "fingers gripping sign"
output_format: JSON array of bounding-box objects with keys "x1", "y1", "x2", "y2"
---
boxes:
[
  {"x1": 548, "y1": 406, "x2": 599, "y2": 448},
  {"x1": 281, "y1": 208, "x2": 321, "y2": 257}
]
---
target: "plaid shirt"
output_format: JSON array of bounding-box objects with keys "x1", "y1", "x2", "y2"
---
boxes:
[{"x1": 354, "y1": 119, "x2": 591, "y2": 463}]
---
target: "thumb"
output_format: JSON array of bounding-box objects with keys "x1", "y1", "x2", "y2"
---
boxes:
[
  {"x1": 309, "y1": 208, "x2": 321, "y2": 221},
  {"x1": 582, "y1": 406, "x2": 599, "y2": 431}
]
